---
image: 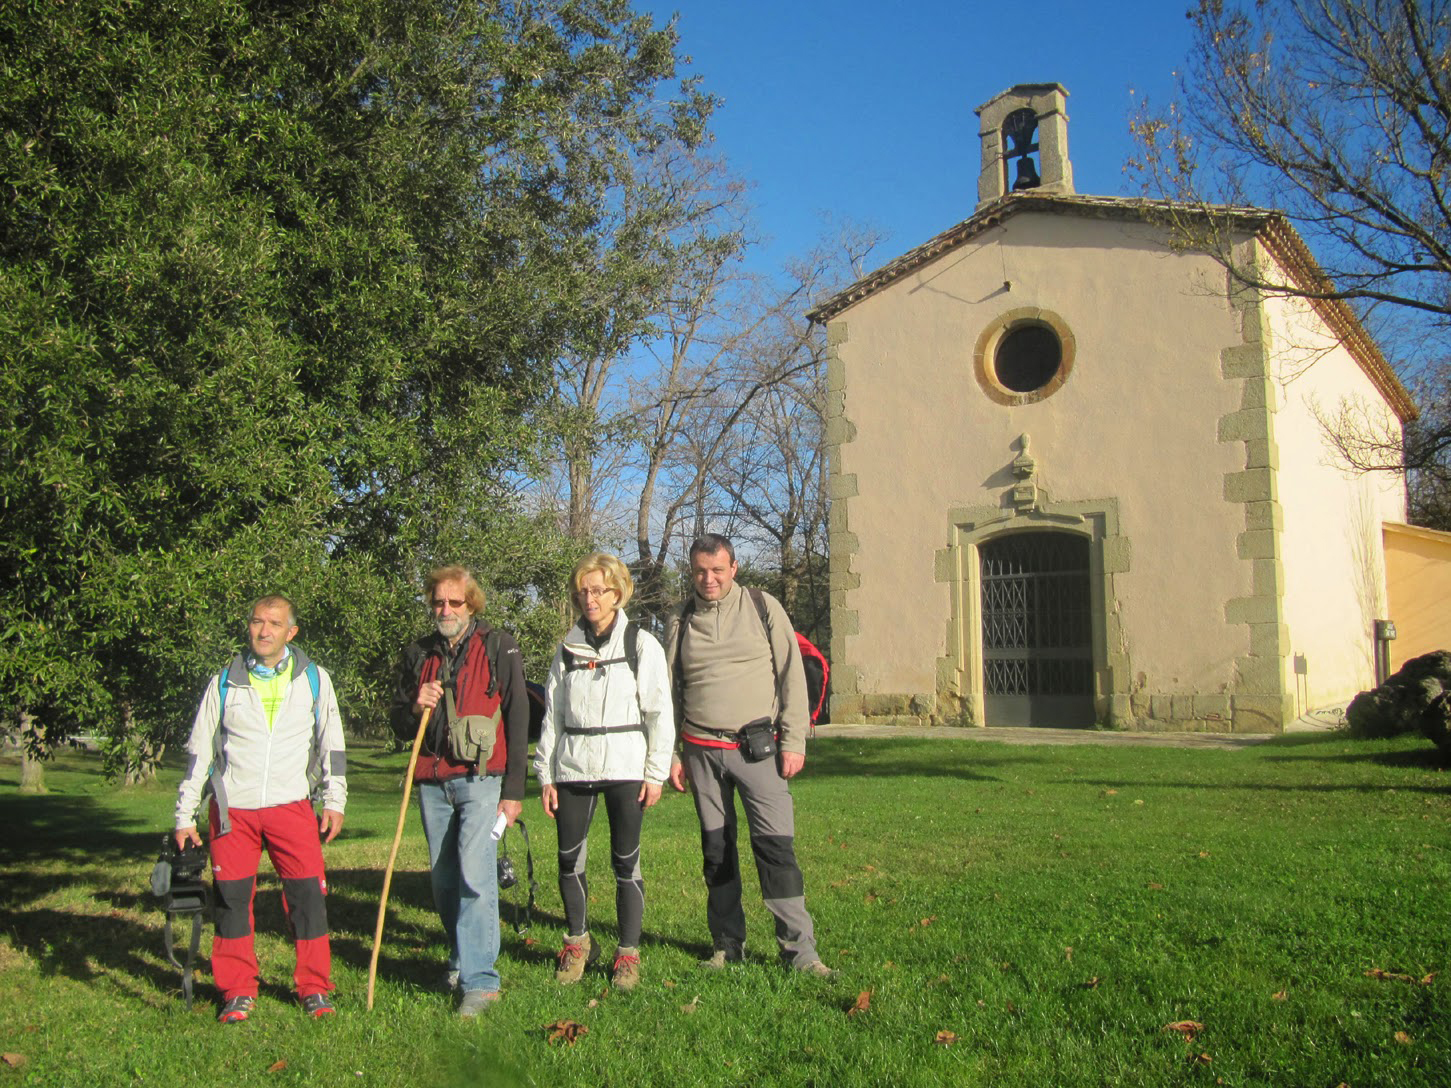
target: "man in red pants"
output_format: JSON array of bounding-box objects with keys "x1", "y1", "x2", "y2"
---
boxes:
[{"x1": 174, "y1": 595, "x2": 348, "y2": 1023}]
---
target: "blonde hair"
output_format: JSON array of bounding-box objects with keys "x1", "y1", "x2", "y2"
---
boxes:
[
  {"x1": 424, "y1": 565, "x2": 486, "y2": 614},
  {"x1": 572, "y1": 552, "x2": 633, "y2": 610}
]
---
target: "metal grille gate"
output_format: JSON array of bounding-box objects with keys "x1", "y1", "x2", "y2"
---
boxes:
[{"x1": 980, "y1": 532, "x2": 1095, "y2": 726}]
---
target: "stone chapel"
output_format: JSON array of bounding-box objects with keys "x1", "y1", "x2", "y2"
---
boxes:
[{"x1": 809, "y1": 83, "x2": 1417, "y2": 732}]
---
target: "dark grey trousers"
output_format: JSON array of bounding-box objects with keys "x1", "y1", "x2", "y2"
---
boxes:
[{"x1": 682, "y1": 742, "x2": 819, "y2": 967}]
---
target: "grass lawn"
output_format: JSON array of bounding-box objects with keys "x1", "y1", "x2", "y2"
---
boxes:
[{"x1": 2, "y1": 730, "x2": 1449, "y2": 1087}]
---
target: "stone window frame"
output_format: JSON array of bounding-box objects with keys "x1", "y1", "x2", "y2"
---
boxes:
[{"x1": 973, "y1": 307, "x2": 1077, "y2": 406}]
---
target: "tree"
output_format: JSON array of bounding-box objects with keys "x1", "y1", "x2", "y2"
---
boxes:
[
  {"x1": 0, "y1": 0, "x2": 716, "y2": 779},
  {"x1": 542, "y1": 144, "x2": 750, "y2": 547},
  {"x1": 1128, "y1": 0, "x2": 1451, "y2": 515}
]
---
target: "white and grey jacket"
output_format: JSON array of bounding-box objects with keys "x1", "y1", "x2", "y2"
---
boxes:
[
  {"x1": 534, "y1": 611, "x2": 674, "y2": 787},
  {"x1": 174, "y1": 647, "x2": 347, "y2": 831}
]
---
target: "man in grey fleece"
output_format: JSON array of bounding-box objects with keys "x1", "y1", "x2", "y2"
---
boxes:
[{"x1": 666, "y1": 533, "x2": 834, "y2": 977}]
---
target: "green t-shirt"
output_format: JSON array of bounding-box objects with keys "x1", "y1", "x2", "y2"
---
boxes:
[{"x1": 251, "y1": 656, "x2": 294, "y2": 729}]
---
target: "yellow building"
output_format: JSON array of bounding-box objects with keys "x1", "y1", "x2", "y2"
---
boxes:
[{"x1": 810, "y1": 84, "x2": 1417, "y2": 732}]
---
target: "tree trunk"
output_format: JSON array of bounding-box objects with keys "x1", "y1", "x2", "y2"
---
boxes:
[
  {"x1": 120, "y1": 702, "x2": 164, "y2": 785},
  {"x1": 18, "y1": 709, "x2": 46, "y2": 794}
]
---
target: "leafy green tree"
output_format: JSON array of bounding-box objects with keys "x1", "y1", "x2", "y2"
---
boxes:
[{"x1": 1, "y1": 0, "x2": 714, "y2": 780}]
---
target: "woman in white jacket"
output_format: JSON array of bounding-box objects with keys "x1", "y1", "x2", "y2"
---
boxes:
[{"x1": 534, "y1": 552, "x2": 674, "y2": 991}]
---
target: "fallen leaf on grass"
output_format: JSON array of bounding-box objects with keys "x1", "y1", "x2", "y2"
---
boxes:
[
  {"x1": 1198, "y1": 851, "x2": 1210, "y2": 858},
  {"x1": 1082, "y1": 977, "x2": 1101, "y2": 990},
  {"x1": 863, "y1": 864, "x2": 877, "y2": 872},
  {"x1": 846, "y1": 990, "x2": 872, "y2": 1018},
  {"x1": 587, "y1": 999, "x2": 599, "y2": 1008},
  {"x1": 267, "y1": 1061, "x2": 288, "y2": 1073},
  {"x1": 681, "y1": 996, "x2": 700, "y2": 1014},
  {"x1": 864, "y1": 893, "x2": 878, "y2": 904},
  {"x1": 1366, "y1": 968, "x2": 1434, "y2": 985},
  {"x1": 1104, "y1": 789, "x2": 1118, "y2": 795},
  {"x1": 2, "y1": 1054, "x2": 27, "y2": 1070},
  {"x1": 915, "y1": 915, "x2": 937, "y2": 929},
  {"x1": 1395, "y1": 1031, "x2": 1413, "y2": 1045},
  {"x1": 1164, "y1": 1020, "x2": 1204, "y2": 1042},
  {"x1": 1064, "y1": 946, "x2": 1073, "y2": 961},
  {"x1": 1147, "y1": 882, "x2": 1164, "y2": 891},
  {"x1": 935, "y1": 1031, "x2": 958, "y2": 1046},
  {"x1": 883, "y1": 960, "x2": 897, "y2": 970},
  {"x1": 1188, "y1": 1053, "x2": 1212, "y2": 1065},
  {"x1": 662, "y1": 979, "x2": 676, "y2": 988},
  {"x1": 544, "y1": 1020, "x2": 588, "y2": 1046},
  {"x1": 929, "y1": 974, "x2": 951, "y2": 987},
  {"x1": 1134, "y1": 799, "x2": 1145, "y2": 806},
  {"x1": 1271, "y1": 990, "x2": 1287, "y2": 1001},
  {"x1": 523, "y1": 937, "x2": 537, "y2": 946}
]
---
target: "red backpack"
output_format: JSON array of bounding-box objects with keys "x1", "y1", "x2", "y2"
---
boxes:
[{"x1": 795, "y1": 632, "x2": 829, "y2": 730}]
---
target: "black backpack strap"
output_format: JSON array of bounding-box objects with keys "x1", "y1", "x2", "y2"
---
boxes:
[
  {"x1": 162, "y1": 907, "x2": 204, "y2": 1010},
  {"x1": 504, "y1": 819, "x2": 537, "y2": 933},
  {"x1": 747, "y1": 587, "x2": 781, "y2": 702},
  {"x1": 482, "y1": 627, "x2": 502, "y2": 699},
  {"x1": 671, "y1": 597, "x2": 697, "y2": 726},
  {"x1": 624, "y1": 623, "x2": 640, "y2": 676},
  {"x1": 561, "y1": 650, "x2": 631, "y2": 673}
]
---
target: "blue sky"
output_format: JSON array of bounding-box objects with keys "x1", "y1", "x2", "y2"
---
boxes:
[{"x1": 644, "y1": 1, "x2": 1196, "y2": 277}]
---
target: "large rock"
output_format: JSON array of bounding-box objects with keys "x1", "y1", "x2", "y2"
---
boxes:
[{"x1": 1345, "y1": 650, "x2": 1451, "y2": 746}]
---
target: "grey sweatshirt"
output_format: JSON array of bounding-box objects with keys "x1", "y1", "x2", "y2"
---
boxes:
[{"x1": 666, "y1": 583, "x2": 809, "y2": 755}]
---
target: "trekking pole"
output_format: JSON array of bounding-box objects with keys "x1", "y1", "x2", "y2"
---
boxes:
[{"x1": 366, "y1": 706, "x2": 432, "y2": 1010}]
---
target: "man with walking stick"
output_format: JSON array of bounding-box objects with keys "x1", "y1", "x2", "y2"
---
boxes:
[
  {"x1": 388, "y1": 565, "x2": 529, "y2": 1016},
  {"x1": 173, "y1": 594, "x2": 347, "y2": 1024}
]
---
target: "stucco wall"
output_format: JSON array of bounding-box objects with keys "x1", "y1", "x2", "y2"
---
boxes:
[
  {"x1": 1265, "y1": 292, "x2": 1406, "y2": 710},
  {"x1": 1384, "y1": 522, "x2": 1451, "y2": 671},
  {"x1": 832, "y1": 212, "x2": 1254, "y2": 720}
]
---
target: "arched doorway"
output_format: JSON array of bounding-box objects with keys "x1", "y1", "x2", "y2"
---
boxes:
[{"x1": 980, "y1": 531, "x2": 1095, "y2": 726}]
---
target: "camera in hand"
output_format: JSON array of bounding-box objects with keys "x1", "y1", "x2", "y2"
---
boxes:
[{"x1": 150, "y1": 837, "x2": 209, "y2": 914}]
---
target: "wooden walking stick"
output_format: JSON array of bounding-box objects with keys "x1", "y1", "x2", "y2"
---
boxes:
[{"x1": 366, "y1": 705, "x2": 433, "y2": 1010}]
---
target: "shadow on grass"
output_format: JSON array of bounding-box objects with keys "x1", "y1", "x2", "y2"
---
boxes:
[
  {"x1": 1261, "y1": 744, "x2": 1451, "y2": 771},
  {"x1": 0, "y1": 793, "x2": 159, "y2": 868},
  {"x1": 807, "y1": 738, "x2": 1043, "y2": 782}
]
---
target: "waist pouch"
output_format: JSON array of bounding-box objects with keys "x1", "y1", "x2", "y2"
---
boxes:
[
  {"x1": 737, "y1": 718, "x2": 778, "y2": 763},
  {"x1": 445, "y1": 687, "x2": 500, "y2": 765}
]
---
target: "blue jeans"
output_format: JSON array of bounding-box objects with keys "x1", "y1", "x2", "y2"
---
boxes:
[{"x1": 416, "y1": 775, "x2": 502, "y2": 994}]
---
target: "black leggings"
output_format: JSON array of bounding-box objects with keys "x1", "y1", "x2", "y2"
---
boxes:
[{"x1": 554, "y1": 781, "x2": 645, "y2": 948}]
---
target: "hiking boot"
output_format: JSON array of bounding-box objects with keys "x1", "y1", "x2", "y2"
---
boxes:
[
  {"x1": 700, "y1": 945, "x2": 745, "y2": 969},
  {"x1": 555, "y1": 933, "x2": 595, "y2": 984},
  {"x1": 217, "y1": 995, "x2": 255, "y2": 1024},
  {"x1": 300, "y1": 993, "x2": 335, "y2": 1018},
  {"x1": 796, "y1": 959, "x2": 837, "y2": 980},
  {"x1": 457, "y1": 990, "x2": 501, "y2": 1018},
  {"x1": 611, "y1": 948, "x2": 641, "y2": 992}
]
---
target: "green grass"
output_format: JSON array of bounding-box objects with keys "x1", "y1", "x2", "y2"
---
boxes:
[{"x1": 3, "y1": 731, "x2": 1450, "y2": 1087}]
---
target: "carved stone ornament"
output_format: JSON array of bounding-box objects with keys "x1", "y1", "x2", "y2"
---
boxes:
[{"x1": 1009, "y1": 433, "x2": 1040, "y2": 511}]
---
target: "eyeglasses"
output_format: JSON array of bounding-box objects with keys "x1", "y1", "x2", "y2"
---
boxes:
[
  {"x1": 431, "y1": 597, "x2": 467, "y2": 610},
  {"x1": 578, "y1": 587, "x2": 616, "y2": 600}
]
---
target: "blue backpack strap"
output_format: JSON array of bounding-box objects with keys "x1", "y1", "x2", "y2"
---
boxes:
[{"x1": 303, "y1": 662, "x2": 328, "y2": 792}]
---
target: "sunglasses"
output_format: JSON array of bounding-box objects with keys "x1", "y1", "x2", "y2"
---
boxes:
[{"x1": 431, "y1": 597, "x2": 467, "y2": 610}]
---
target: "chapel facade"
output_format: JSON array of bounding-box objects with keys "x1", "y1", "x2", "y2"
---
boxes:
[{"x1": 811, "y1": 83, "x2": 1416, "y2": 732}]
